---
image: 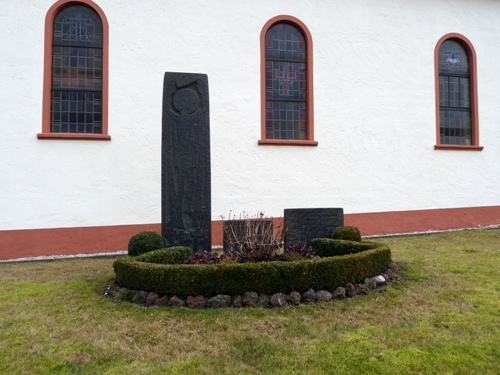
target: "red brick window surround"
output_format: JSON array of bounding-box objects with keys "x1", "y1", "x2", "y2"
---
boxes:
[
  {"x1": 259, "y1": 15, "x2": 317, "y2": 146},
  {"x1": 39, "y1": 0, "x2": 110, "y2": 140},
  {"x1": 434, "y1": 33, "x2": 482, "y2": 151}
]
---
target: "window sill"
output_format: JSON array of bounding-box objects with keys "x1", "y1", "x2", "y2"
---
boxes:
[
  {"x1": 37, "y1": 133, "x2": 111, "y2": 141},
  {"x1": 434, "y1": 144, "x2": 483, "y2": 151},
  {"x1": 258, "y1": 139, "x2": 318, "y2": 146}
]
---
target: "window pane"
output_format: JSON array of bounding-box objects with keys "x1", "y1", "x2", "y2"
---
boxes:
[
  {"x1": 438, "y1": 39, "x2": 473, "y2": 145},
  {"x1": 448, "y1": 76, "x2": 460, "y2": 107},
  {"x1": 53, "y1": 5, "x2": 103, "y2": 47},
  {"x1": 265, "y1": 101, "x2": 306, "y2": 140},
  {"x1": 265, "y1": 22, "x2": 308, "y2": 140},
  {"x1": 439, "y1": 76, "x2": 449, "y2": 106},
  {"x1": 51, "y1": 91, "x2": 102, "y2": 134},
  {"x1": 460, "y1": 77, "x2": 470, "y2": 108},
  {"x1": 438, "y1": 40, "x2": 469, "y2": 75},
  {"x1": 52, "y1": 47, "x2": 102, "y2": 90},
  {"x1": 265, "y1": 23, "x2": 306, "y2": 61},
  {"x1": 440, "y1": 109, "x2": 472, "y2": 145},
  {"x1": 266, "y1": 61, "x2": 306, "y2": 100},
  {"x1": 51, "y1": 5, "x2": 103, "y2": 134}
]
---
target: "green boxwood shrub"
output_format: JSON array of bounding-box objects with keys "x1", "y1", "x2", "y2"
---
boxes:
[
  {"x1": 311, "y1": 238, "x2": 375, "y2": 257},
  {"x1": 113, "y1": 243, "x2": 391, "y2": 296},
  {"x1": 331, "y1": 226, "x2": 362, "y2": 242},
  {"x1": 128, "y1": 231, "x2": 165, "y2": 256},
  {"x1": 134, "y1": 247, "x2": 194, "y2": 265}
]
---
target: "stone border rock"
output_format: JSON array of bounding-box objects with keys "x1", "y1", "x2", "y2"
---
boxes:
[{"x1": 106, "y1": 263, "x2": 401, "y2": 309}]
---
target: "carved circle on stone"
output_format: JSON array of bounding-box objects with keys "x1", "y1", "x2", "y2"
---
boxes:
[{"x1": 172, "y1": 88, "x2": 200, "y2": 116}]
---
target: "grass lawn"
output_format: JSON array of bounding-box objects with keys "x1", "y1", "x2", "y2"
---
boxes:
[{"x1": 0, "y1": 229, "x2": 499, "y2": 374}]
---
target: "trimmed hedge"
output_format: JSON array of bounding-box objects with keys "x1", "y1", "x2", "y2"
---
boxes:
[
  {"x1": 128, "y1": 231, "x2": 165, "y2": 256},
  {"x1": 331, "y1": 226, "x2": 362, "y2": 242},
  {"x1": 134, "y1": 247, "x2": 193, "y2": 265},
  {"x1": 113, "y1": 243, "x2": 391, "y2": 296},
  {"x1": 311, "y1": 238, "x2": 376, "y2": 257}
]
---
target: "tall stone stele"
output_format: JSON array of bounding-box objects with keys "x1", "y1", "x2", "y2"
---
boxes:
[{"x1": 161, "y1": 72, "x2": 211, "y2": 251}]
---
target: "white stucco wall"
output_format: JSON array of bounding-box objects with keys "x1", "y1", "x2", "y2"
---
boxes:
[{"x1": 1, "y1": 0, "x2": 499, "y2": 231}]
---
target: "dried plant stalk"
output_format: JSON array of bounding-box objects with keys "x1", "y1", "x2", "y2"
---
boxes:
[{"x1": 223, "y1": 213, "x2": 285, "y2": 262}]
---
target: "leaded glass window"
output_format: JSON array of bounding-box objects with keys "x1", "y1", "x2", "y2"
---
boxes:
[
  {"x1": 51, "y1": 5, "x2": 103, "y2": 134},
  {"x1": 438, "y1": 40, "x2": 472, "y2": 145},
  {"x1": 265, "y1": 23, "x2": 307, "y2": 140}
]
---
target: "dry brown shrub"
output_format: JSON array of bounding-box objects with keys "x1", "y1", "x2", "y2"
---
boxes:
[{"x1": 223, "y1": 212, "x2": 286, "y2": 262}]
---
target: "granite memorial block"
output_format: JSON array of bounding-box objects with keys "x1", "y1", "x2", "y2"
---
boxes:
[
  {"x1": 162, "y1": 72, "x2": 211, "y2": 251},
  {"x1": 284, "y1": 208, "x2": 344, "y2": 248}
]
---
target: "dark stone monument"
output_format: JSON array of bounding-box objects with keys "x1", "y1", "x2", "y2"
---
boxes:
[
  {"x1": 284, "y1": 208, "x2": 344, "y2": 248},
  {"x1": 162, "y1": 72, "x2": 211, "y2": 251}
]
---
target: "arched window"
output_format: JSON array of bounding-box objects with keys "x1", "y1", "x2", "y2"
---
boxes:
[
  {"x1": 39, "y1": 0, "x2": 110, "y2": 140},
  {"x1": 434, "y1": 34, "x2": 481, "y2": 150},
  {"x1": 259, "y1": 16, "x2": 316, "y2": 146}
]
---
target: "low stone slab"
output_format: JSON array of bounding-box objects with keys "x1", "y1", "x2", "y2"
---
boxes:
[{"x1": 284, "y1": 208, "x2": 344, "y2": 248}]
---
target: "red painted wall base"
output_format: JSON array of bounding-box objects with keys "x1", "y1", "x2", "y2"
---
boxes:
[{"x1": 1, "y1": 206, "x2": 499, "y2": 260}]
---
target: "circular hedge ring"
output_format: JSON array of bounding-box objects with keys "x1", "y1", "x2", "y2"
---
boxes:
[{"x1": 113, "y1": 241, "x2": 391, "y2": 296}]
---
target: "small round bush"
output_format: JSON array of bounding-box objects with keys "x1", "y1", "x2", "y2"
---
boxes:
[
  {"x1": 128, "y1": 231, "x2": 165, "y2": 256},
  {"x1": 331, "y1": 226, "x2": 362, "y2": 242}
]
